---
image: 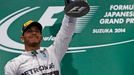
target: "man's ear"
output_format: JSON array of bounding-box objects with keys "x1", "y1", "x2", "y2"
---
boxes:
[
  {"x1": 20, "y1": 36, "x2": 24, "y2": 42},
  {"x1": 41, "y1": 35, "x2": 43, "y2": 40}
]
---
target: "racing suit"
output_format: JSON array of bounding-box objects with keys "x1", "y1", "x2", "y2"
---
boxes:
[{"x1": 4, "y1": 15, "x2": 76, "y2": 75}]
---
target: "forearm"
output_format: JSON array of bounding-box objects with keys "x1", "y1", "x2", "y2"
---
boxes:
[
  {"x1": 51, "y1": 15, "x2": 77, "y2": 62},
  {"x1": 58, "y1": 15, "x2": 76, "y2": 38}
]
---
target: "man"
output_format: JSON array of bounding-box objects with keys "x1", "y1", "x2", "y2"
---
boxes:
[{"x1": 4, "y1": 14, "x2": 76, "y2": 75}]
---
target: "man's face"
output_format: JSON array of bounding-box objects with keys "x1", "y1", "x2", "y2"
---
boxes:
[{"x1": 21, "y1": 26, "x2": 42, "y2": 46}]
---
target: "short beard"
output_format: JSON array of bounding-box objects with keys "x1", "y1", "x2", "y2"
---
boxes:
[
  {"x1": 30, "y1": 43, "x2": 39, "y2": 47},
  {"x1": 26, "y1": 41, "x2": 40, "y2": 47}
]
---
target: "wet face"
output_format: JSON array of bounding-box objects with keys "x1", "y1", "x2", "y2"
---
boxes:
[{"x1": 21, "y1": 26, "x2": 42, "y2": 47}]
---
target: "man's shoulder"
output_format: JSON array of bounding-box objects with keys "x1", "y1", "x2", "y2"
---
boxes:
[{"x1": 5, "y1": 54, "x2": 28, "y2": 67}]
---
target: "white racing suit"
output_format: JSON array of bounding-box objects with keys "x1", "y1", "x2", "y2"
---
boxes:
[{"x1": 4, "y1": 15, "x2": 76, "y2": 75}]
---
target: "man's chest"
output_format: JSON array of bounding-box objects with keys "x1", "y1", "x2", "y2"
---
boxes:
[{"x1": 18, "y1": 54, "x2": 60, "y2": 75}]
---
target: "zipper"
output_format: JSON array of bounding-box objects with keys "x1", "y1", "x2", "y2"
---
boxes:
[{"x1": 34, "y1": 55, "x2": 44, "y2": 75}]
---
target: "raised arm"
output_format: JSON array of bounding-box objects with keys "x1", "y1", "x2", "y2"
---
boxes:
[{"x1": 47, "y1": 15, "x2": 76, "y2": 62}]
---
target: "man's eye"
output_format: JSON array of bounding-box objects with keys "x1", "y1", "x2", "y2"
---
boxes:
[
  {"x1": 35, "y1": 30, "x2": 40, "y2": 32},
  {"x1": 26, "y1": 30, "x2": 40, "y2": 33},
  {"x1": 27, "y1": 30, "x2": 32, "y2": 32}
]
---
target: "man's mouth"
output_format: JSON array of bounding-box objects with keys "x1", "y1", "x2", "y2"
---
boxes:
[
  {"x1": 30, "y1": 36, "x2": 38, "y2": 38},
  {"x1": 29, "y1": 36, "x2": 39, "y2": 40}
]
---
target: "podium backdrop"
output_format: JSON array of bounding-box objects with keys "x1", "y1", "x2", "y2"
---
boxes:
[{"x1": 0, "y1": 0, "x2": 134, "y2": 75}]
